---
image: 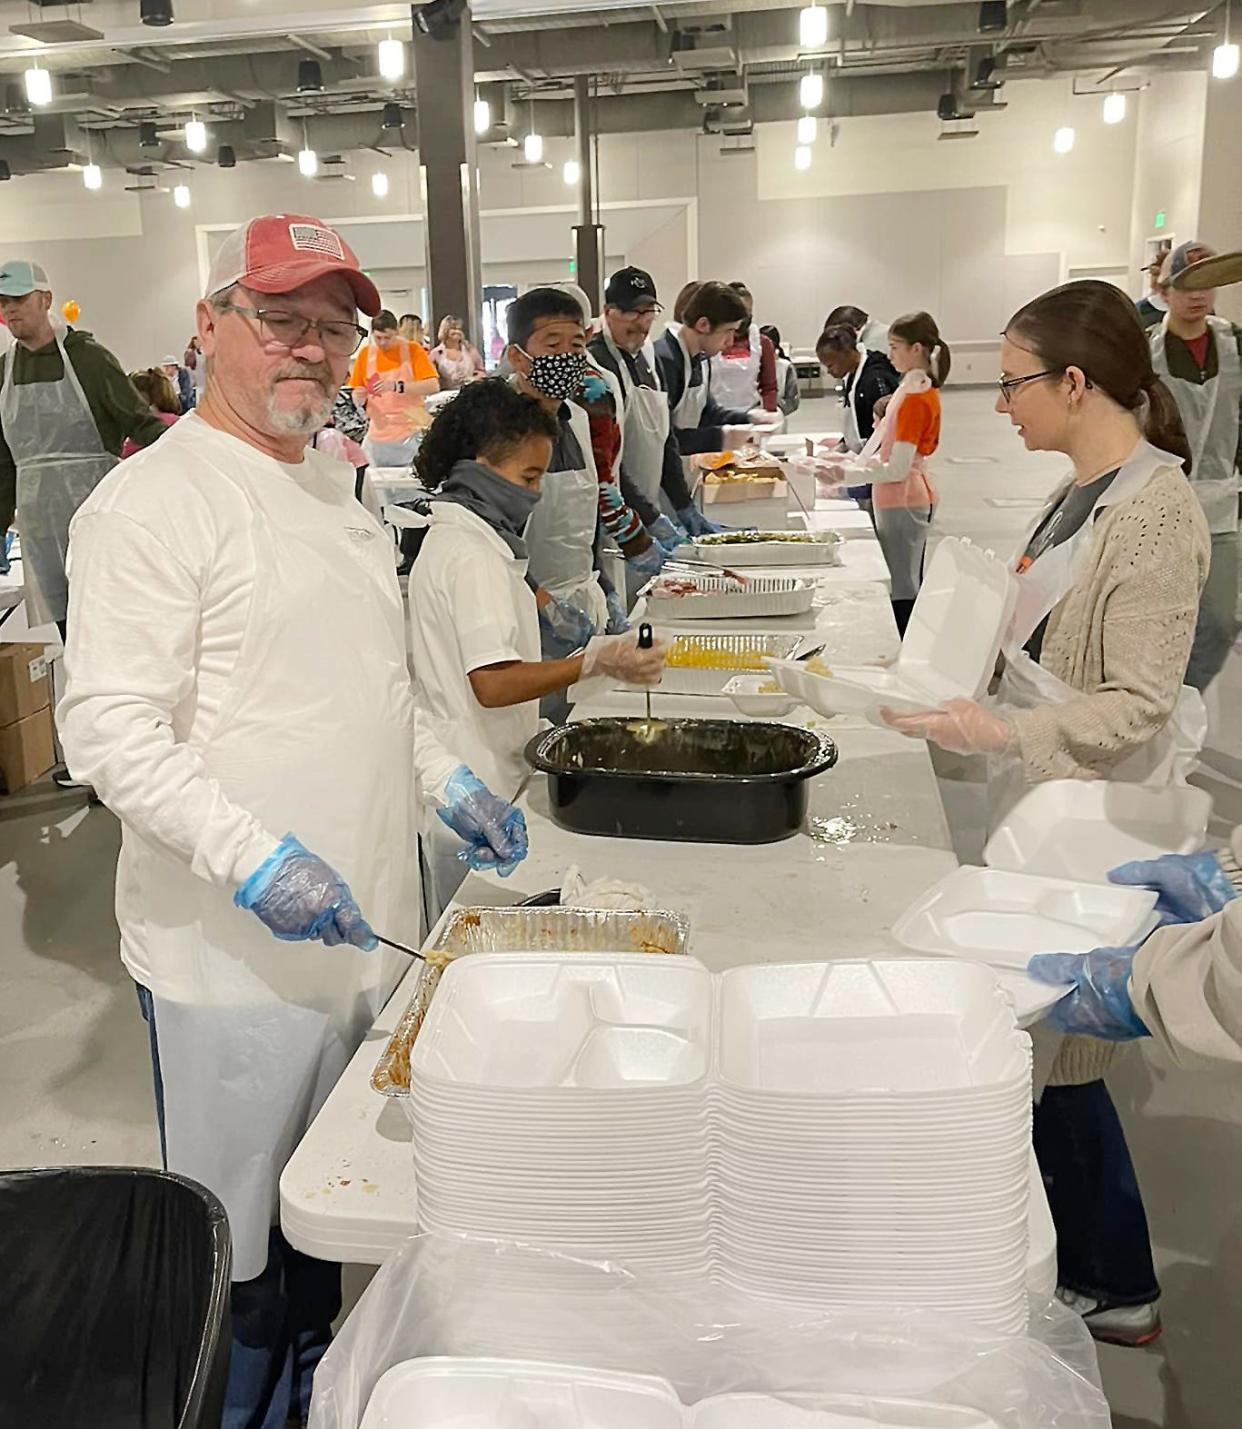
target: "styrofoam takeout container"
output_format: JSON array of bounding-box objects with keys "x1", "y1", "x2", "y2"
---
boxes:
[{"x1": 722, "y1": 674, "x2": 802, "y2": 717}]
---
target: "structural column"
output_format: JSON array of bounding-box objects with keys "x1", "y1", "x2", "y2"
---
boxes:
[
  {"x1": 572, "y1": 74, "x2": 605, "y2": 311},
  {"x1": 412, "y1": 1, "x2": 483, "y2": 340}
]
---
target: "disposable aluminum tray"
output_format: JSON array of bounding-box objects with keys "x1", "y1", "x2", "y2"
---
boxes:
[
  {"x1": 370, "y1": 907, "x2": 691, "y2": 1097},
  {"x1": 642, "y1": 575, "x2": 815, "y2": 622}
]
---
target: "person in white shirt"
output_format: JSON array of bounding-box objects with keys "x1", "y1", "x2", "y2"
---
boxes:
[
  {"x1": 55, "y1": 211, "x2": 527, "y2": 1428},
  {"x1": 409, "y1": 378, "x2": 668, "y2": 918}
]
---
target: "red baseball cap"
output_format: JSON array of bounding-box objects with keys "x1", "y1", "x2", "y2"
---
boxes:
[{"x1": 205, "y1": 213, "x2": 381, "y2": 316}]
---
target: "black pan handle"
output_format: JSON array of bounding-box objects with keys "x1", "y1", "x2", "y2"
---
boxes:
[{"x1": 638, "y1": 622, "x2": 654, "y2": 650}]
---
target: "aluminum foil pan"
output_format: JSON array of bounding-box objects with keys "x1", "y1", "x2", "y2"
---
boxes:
[{"x1": 370, "y1": 907, "x2": 691, "y2": 1097}]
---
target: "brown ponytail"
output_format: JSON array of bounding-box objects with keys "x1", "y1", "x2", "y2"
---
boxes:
[
  {"x1": 890, "y1": 310, "x2": 951, "y2": 387},
  {"x1": 1005, "y1": 280, "x2": 1193, "y2": 474}
]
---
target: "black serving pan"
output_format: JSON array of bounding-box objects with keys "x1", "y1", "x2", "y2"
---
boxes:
[{"x1": 524, "y1": 718, "x2": 838, "y2": 845}]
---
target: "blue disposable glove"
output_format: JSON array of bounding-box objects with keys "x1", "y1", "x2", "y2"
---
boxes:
[
  {"x1": 676, "y1": 504, "x2": 725, "y2": 538},
  {"x1": 626, "y1": 541, "x2": 666, "y2": 579},
  {"x1": 538, "y1": 595, "x2": 596, "y2": 655},
  {"x1": 649, "y1": 515, "x2": 689, "y2": 553},
  {"x1": 437, "y1": 765, "x2": 529, "y2": 876},
  {"x1": 1027, "y1": 947, "x2": 1150, "y2": 1040},
  {"x1": 581, "y1": 372, "x2": 610, "y2": 402},
  {"x1": 1108, "y1": 851, "x2": 1237, "y2": 927},
  {"x1": 235, "y1": 834, "x2": 377, "y2": 949},
  {"x1": 605, "y1": 587, "x2": 630, "y2": 634}
]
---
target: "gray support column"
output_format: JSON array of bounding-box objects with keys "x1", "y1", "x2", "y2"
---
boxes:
[
  {"x1": 572, "y1": 74, "x2": 605, "y2": 311},
  {"x1": 412, "y1": 2, "x2": 482, "y2": 341}
]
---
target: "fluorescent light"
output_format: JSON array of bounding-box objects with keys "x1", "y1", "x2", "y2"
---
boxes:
[
  {"x1": 799, "y1": 4, "x2": 828, "y2": 49},
  {"x1": 83, "y1": 163, "x2": 102, "y2": 190},
  {"x1": 1053, "y1": 125, "x2": 1075, "y2": 154},
  {"x1": 378, "y1": 37, "x2": 405, "y2": 81},
  {"x1": 298, "y1": 146, "x2": 318, "y2": 177},
  {"x1": 523, "y1": 131, "x2": 543, "y2": 163},
  {"x1": 1102, "y1": 92, "x2": 1126, "y2": 124},
  {"x1": 797, "y1": 114, "x2": 817, "y2": 144},
  {"x1": 794, "y1": 144, "x2": 812, "y2": 171},
  {"x1": 184, "y1": 117, "x2": 207, "y2": 153},
  {"x1": 173, "y1": 183, "x2": 191, "y2": 208},
  {"x1": 473, "y1": 97, "x2": 491, "y2": 134},
  {"x1": 563, "y1": 159, "x2": 580, "y2": 185},
  {"x1": 799, "y1": 72, "x2": 824, "y2": 110},
  {"x1": 24, "y1": 66, "x2": 52, "y2": 107},
  {"x1": 1213, "y1": 41, "x2": 1240, "y2": 79},
  {"x1": 371, "y1": 170, "x2": 389, "y2": 198}
]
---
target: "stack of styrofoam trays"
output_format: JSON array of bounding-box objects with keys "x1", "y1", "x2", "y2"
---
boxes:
[
  {"x1": 710, "y1": 962, "x2": 1032, "y2": 1336},
  {"x1": 408, "y1": 954, "x2": 716, "y2": 1275}
]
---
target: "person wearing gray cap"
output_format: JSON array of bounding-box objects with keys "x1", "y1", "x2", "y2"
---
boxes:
[
  {"x1": 0, "y1": 258, "x2": 168, "y2": 625},
  {"x1": 1151, "y1": 239, "x2": 1242, "y2": 690}
]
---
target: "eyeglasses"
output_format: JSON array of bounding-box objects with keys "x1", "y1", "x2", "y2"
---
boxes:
[
  {"x1": 996, "y1": 369, "x2": 1059, "y2": 405},
  {"x1": 218, "y1": 302, "x2": 366, "y2": 356}
]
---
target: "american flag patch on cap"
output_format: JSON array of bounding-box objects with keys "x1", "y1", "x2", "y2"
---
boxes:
[{"x1": 288, "y1": 223, "x2": 345, "y2": 259}]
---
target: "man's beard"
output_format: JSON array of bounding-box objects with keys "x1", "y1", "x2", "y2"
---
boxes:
[{"x1": 264, "y1": 360, "x2": 335, "y2": 436}]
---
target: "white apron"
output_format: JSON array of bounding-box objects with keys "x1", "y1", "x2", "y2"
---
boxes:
[
  {"x1": 668, "y1": 332, "x2": 708, "y2": 514},
  {"x1": 522, "y1": 401, "x2": 608, "y2": 631},
  {"x1": 1151, "y1": 315, "x2": 1242, "y2": 535},
  {"x1": 987, "y1": 440, "x2": 1206, "y2": 821},
  {"x1": 601, "y1": 329, "x2": 671, "y2": 508},
  {"x1": 362, "y1": 340, "x2": 430, "y2": 469},
  {"x1": 841, "y1": 366, "x2": 864, "y2": 454},
  {"x1": 709, "y1": 323, "x2": 762, "y2": 412},
  {"x1": 135, "y1": 458, "x2": 417, "y2": 1279},
  {"x1": 0, "y1": 333, "x2": 118, "y2": 627}
]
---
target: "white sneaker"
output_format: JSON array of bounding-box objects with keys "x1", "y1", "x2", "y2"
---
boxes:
[{"x1": 1056, "y1": 1287, "x2": 1162, "y2": 1347}]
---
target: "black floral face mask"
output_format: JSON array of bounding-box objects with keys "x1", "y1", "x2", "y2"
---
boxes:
[{"x1": 518, "y1": 347, "x2": 589, "y2": 400}]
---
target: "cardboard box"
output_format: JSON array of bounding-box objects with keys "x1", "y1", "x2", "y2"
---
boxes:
[
  {"x1": 0, "y1": 705, "x2": 55, "y2": 794},
  {"x1": 0, "y1": 642, "x2": 51, "y2": 726}
]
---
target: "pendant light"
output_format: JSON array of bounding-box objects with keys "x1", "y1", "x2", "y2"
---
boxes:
[
  {"x1": 1213, "y1": 0, "x2": 1239, "y2": 78},
  {"x1": 24, "y1": 65, "x2": 52, "y2": 107},
  {"x1": 474, "y1": 97, "x2": 491, "y2": 134},
  {"x1": 797, "y1": 114, "x2": 817, "y2": 144},
  {"x1": 799, "y1": 4, "x2": 828, "y2": 49},
  {"x1": 378, "y1": 37, "x2": 405, "y2": 81},
  {"x1": 184, "y1": 116, "x2": 207, "y2": 153},
  {"x1": 173, "y1": 183, "x2": 191, "y2": 208},
  {"x1": 1102, "y1": 92, "x2": 1126, "y2": 124},
  {"x1": 799, "y1": 71, "x2": 824, "y2": 110},
  {"x1": 372, "y1": 170, "x2": 389, "y2": 198},
  {"x1": 1053, "y1": 125, "x2": 1075, "y2": 154},
  {"x1": 794, "y1": 144, "x2": 812, "y2": 171}
]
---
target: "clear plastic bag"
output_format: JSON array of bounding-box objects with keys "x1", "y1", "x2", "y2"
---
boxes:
[{"x1": 309, "y1": 1234, "x2": 1110, "y2": 1429}]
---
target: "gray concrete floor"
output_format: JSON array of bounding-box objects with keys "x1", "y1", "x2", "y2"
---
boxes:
[{"x1": 1, "y1": 388, "x2": 1239, "y2": 1423}]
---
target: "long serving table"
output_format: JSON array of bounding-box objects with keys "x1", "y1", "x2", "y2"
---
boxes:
[{"x1": 280, "y1": 507, "x2": 1057, "y2": 1293}]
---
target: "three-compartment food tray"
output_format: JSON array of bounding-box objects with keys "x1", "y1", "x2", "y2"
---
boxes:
[
  {"x1": 524, "y1": 718, "x2": 838, "y2": 845},
  {"x1": 641, "y1": 574, "x2": 816, "y2": 622},
  {"x1": 692, "y1": 532, "x2": 842, "y2": 568},
  {"x1": 370, "y1": 906, "x2": 691, "y2": 1097},
  {"x1": 657, "y1": 633, "x2": 804, "y2": 694}
]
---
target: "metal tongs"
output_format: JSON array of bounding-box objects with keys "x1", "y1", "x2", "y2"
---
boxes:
[{"x1": 664, "y1": 556, "x2": 749, "y2": 589}]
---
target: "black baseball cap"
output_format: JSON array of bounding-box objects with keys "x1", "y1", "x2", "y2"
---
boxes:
[{"x1": 604, "y1": 266, "x2": 662, "y2": 312}]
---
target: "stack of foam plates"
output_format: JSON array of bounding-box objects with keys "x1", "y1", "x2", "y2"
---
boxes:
[
  {"x1": 360, "y1": 1358, "x2": 1004, "y2": 1428},
  {"x1": 769, "y1": 538, "x2": 1016, "y2": 721},
  {"x1": 711, "y1": 962, "x2": 1031, "y2": 1336}
]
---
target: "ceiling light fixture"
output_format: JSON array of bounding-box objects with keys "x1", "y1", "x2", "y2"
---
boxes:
[
  {"x1": 139, "y1": 0, "x2": 174, "y2": 26},
  {"x1": 794, "y1": 144, "x2": 812, "y2": 171},
  {"x1": 1053, "y1": 125, "x2": 1075, "y2": 154},
  {"x1": 563, "y1": 158, "x2": 580, "y2": 185},
  {"x1": 378, "y1": 37, "x2": 405, "y2": 81},
  {"x1": 1213, "y1": 0, "x2": 1239, "y2": 78},
  {"x1": 381, "y1": 102, "x2": 403, "y2": 130},
  {"x1": 297, "y1": 58, "x2": 324, "y2": 93},
  {"x1": 173, "y1": 183, "x2": 191, "y2": 208},
  {"x1": 184, "y1": 116, "x2": 207, "y2": 153},
  {"x1": 799, "y1": 4, "x2": 828, "y2": 49},
  {"x1": 83, "y1": 162, "x2": 102, "y2": 190},
  {"x1": 138, "y1": 120, "x2": 159, "y2": 148},
  {"x1": 372, "y1": 170, "x2": 389, "y2": 197},
  {"x1": 298, "y1": 145, "x2": 318, "y2": 177},
  {"x1": 797, "y1": 114, "x2": 817, "y2": 144},
  {"x1": 474, "y1": 97, "x2": 491, "y2": 134},
  {"x1": 1102, "y1": 91, "x2": 1126, "y2": 124},
  {"x1": 799, "y1": 71, "x2": 824, "y2": 110},
  {"x1": 217, "y1": 144, "x2": 236, "y2": 168},
  {"x1": 0, "y1": 160, "x2": 10, "y2": 181},
  {"x1": 24, "y1": 65, "x2": 52, "y2": 108},
  {"x1": 523, "y1": 130, "x2": 543, "y2": 163}
]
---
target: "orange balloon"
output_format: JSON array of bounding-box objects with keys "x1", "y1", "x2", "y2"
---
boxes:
[{"x1": 62, "y1": 299, "x2": 81, "y2": 323}]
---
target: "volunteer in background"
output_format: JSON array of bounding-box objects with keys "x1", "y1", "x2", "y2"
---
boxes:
[
  {"x1": 350, "y1": 308, "x2": 440, "y2": 467},
  {"x1": 814, "y1": 323, "x2": 901, "y2": 521},
  {"x1": 506, "y1": 287, "x2": 610, "y2": 634},
  {"x1": 760, "y1": 325, "x2": 801, "y2": 416},
  {"x1": 825, "y1": 303, "x2": 890, "y2": 354},
  {"x1": 55, "y1": 213, "x2": 526, "y2": 1428},
  {"x1": 429, "y1": 314, "x2": 486, "y2": 390},
  {"x1": 122, "y1": 369, "x2": 181, "y2": 456},
  {"x1": 1149, "y1": 240, "x2": 1242, "y2": 692},
  {"x1": 160, "y1": 352, "x2": 195, "y2": 413},
  {"x1": 884, "y1": 281, "x2": 1210, "y2": 1349},
  {"x1": 411, "y1": 380, "x2": 667, "y2": 914},
  {"x1": 184, "y1": 334, "x2": 207, "y2": 403},
  {"x1": 0, "y1": 258, "x2": 169, "y2": 636},
  {"x1": 399, "y1": 313, "x2": 427, "y2": 346},
  {"x1": 653, "y1": 280, "x2": 778, "y2": 536},
  {"x1": 710, "y1": 281, "x2": 778, "y2": 414},
  {"x1": 1135, "y1": 255, "x2": 1170, "y2": 331}
]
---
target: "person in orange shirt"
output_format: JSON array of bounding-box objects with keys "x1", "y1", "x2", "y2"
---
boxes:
[{"x1": 350, "y1": 307, "x2": 439, "y2": 467}]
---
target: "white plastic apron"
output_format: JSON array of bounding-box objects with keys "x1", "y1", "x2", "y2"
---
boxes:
[
  {"x1": 0, "y1": 333, "x2": 118, "y2": 627},
  {"x1": 988, "y1": 441, "x2": 1206, "y2": 820},
  {"x1": 363, "y1": 339, "x2": 429, "y2": 467},
  {"x1": 1151, "y1": 316, "x2": 1242, "y2": 535},
  {"x1": 669, "y1": 333, "x2": 709, "y2": 511},
  {"x1": 137, "y1": 458, "x2": 417, "y2": 1279},
  {"x1": 601, "y1": 329, "x2": 670, "y2": 507},
  {"x1": 522, "y1": 402, "x2": 608, "y2": 631},
  {"x1": 841, "y1": 366, "x2": 863, "y2": 453},
  {"x1": 709, "y1": 323, "x2": 761, "y2": 412}
]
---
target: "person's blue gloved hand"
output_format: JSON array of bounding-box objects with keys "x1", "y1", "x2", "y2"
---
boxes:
[
  {"x1": 1108, "y1": 851, "x2": 1237, "y2": 927},
  {"x1": 627, "y1": 541, "x2": 666, "y2": 580},
  {"x1": 676, "y1": 505, "x2": 755, "y2": 538},
  {"x1": 649, "y1": 515, "x2": 689, "y2": 553},
  {"x1": 605, "y1": 587, "x2": 630, "y2": 634},
  {"x1": 437, "y1": 766, "x2": 529, "y2": 876},
  {"x1": 1027, "y1": 946, "x2": 1149, "y2": 1040},
  {"x1": 581, "y1": 372, "x2": 610, "y2": 402},
  {"x1": 538, "y1": 595, "x2": 596, "y2": 655},
  {"x1": 235, "y1": 834, "x2": 377, "y2": 949}
]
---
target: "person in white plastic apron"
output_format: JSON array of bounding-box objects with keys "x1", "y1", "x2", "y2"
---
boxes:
[
  {"x1": 55, "y1": 213, "x2": 528, "y2": 1429},
  {"x1": 1149, "y1": 240, "x2": 1242, "y2": 692},
  {"x1": 709, "y1": 284, "x2": 766, "y2": 413},
  {"x1": 352, "y1": 309, "x2": 439, "y2": 468}
]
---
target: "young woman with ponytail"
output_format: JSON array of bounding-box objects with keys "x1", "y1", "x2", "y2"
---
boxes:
[{"x1": 882, "y1": 279, "x2": 1212, "y2": 1348}]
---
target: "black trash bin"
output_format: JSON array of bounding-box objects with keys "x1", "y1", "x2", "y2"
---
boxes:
[{"x1": 0, "y1": 1166, "x2": 232, "y2": 1429}]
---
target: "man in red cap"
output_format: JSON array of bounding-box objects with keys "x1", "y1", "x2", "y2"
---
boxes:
[{"x1": 55, "y1": 214, "x2": 527, "y2": 1427}]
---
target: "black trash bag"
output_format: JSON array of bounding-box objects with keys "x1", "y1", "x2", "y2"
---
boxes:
[{"x1": 0, "y1": 1166, "x2": 232, "y2": 1429}]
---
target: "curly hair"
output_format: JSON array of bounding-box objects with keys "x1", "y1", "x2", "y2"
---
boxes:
[{"x1": 415, "y1": 378, "x2": 560, "y2": 489}]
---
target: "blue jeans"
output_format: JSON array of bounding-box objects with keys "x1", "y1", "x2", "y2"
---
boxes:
[
  {"x1": 1033, "y1": 1080, "x2": 1160, "y2": 1307},
  {"x1": 136, "y1": 984, "x2": 342, "y2": 1428}
]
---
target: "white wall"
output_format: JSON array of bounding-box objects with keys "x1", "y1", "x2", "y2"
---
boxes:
[
  {"x1": 1198, "y1": 69, "x2": 1242, "y2": 325},
  {"x1": 1128, "y1": 70, "x2": 1208, "y2": 297}
]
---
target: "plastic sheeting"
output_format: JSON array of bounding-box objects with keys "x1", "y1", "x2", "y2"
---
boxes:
[{"x1": 309, "y1": 1234, "x2": 1110, "y2": 1429}]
